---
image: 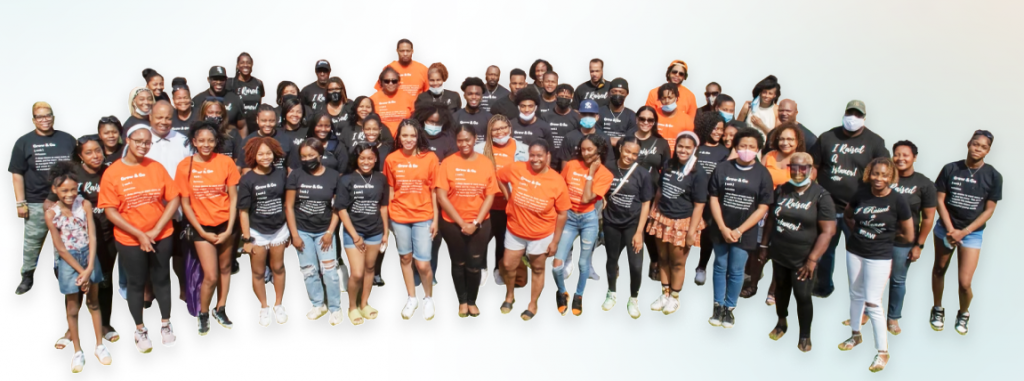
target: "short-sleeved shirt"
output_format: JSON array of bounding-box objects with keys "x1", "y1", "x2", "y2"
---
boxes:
[
  {"x1": 708, "y1": 160, "x2": 775, "y2": 250},
  {"x1": 285, "y1": 167, "x2": 340, "y2": 233},
  {"x1": 171, "y1": 110, "x2": 197, "y2": 134},
  {"x1": 335, "y1": 171, "x2": 389, "y2": 237},
  {"x1": 226, "y1": 76, "x2": 265, "y2": 117},
  {"x1": 695, "y1": 144, "x2": 730, "y2": 176},
  {"x1": 384, "y1": 150, "x2": 438, "y2": 224},
  {"x1": 46, "y1": 164, "x2": 111, "y2": 234},
  {"x1": 496, "y1": 162, "x2": 571, "y2": 240},
  {"x1": 299, "y1": 82, "x2": 327, "y2": 111},
  {"x1": 237, "y1": 167, "x2": 287, "y2": 235},
  {"x1": 373, "y1": 60, "x2": 429, "y2": 98},
  {"x1": 657, "y1": 164, "x2": 710, "y2": 220},
  {"x1": 511, "y1": 117, "x2": 552, "y2": 149},
  {"x1": 489, "y1": 95, "x2": 518, "y2": 121},
  {"x1": 8, "y1": 130, "x2": 77, "y2": 203},
  {"x1": 191, "y1": 90, "x2": 244, "y2": 124},
  {"x1": 435, "y1": 155, "x2": 500, "y2": 223},
  {"x1": 598, "y1": 106, "x2": 637, "y2": 140},
  {"x1": 935, "y1": 160, "x2": 1002, "y2": 230},
  {"x1": 655, "y1": 108, "x2": 695, "y2": 155},
  {"x1": 175, "y1": 153, "x2": 241, "y2": 227},
  {"x1": 415, "y1": 90, "x2": 462, "y2": 114},
  {"x1": 645, "y1": 84, "x2": 698, "y2": 120},
  {"x1": 426, "y1": 133, "x2": 458, "y2": 163},
  {"x1": 481, "y1": 85, "x2": 510, "y2": 114},
  {"x1": 845, "y1": 188, "x2": 913, "y2": 260},
  {"x1": 337, "y1": 121, "x2": 394, "y2": 149},
  {"x1": 370, "y1": 90, "x2": 416, "y2": 133},
  {"x1": 478, "y1": 139, "x2": 527, "y2": 210},
  {"x1": 217, "y1": 129, "x2": 244, "y2": 161},
  {"x1": 238, "y1": 130, "x2": 289, "y2": 170},
  {"x1": 808, "y1": 126, "x2": 889, "y2": 210},
  {"x1": 557, "y1": 130, "x2": 616, "y2": 171},
  {"x1": 632, "y1": 133, "x2": 670, "y2": 186},
  {"x1": 890, "y1": 172, "x2": 938, "y2": 246},
  {"x1": 768, "y1": 183, "x2": 836, "y2": 269},
  {"x1": 286, "y1": 138, "x2": 349, "y2": 174},
  {"x1": 560, "y1": 159, "x2": 613, "y2": 213},
  {"x1": 97, "y1": 158, "x2": 180, "y2": 246},
  {"x1": 454, "y1": 108, "x2": 493, "y2": 144},
  {"x1": 604, "y1": 161, "x2": 654, "y2": 228},
  {"x1": 543, "y1": 110, "x2": 580, "y2": 154},
  {"x1": 762, "y1": 150, "x2": 791, "y2": 189}
]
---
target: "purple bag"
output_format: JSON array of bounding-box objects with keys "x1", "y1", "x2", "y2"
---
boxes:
[{"x1": 183, "y1": 236, "x2": 204, "y2": 317}]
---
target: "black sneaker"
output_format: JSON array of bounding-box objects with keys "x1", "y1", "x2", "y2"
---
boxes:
[
  {"x1": 930, "y1": 306, "x2": 945, "y2": 331},
  {"x1": 231, "y1": 257, "x2": 240, "y2": 275},
  {"x1": 556, "y1": 292, "x2": 569, "y2": 316},
  {"x1": 14, "y1": 271, "x2": 33, "y2": 295},
  {"x1": 722, "y1": 307, "x2": 735, "y2": 328},
  {"x1": 709, "y1": 303, "x2": 723, "y2": 326},
  {"x1": 955, "y1": 311, "x2": 969, "y2": 335},
  {"x1": 571, "y1": 294, "x2": 583, "y2": 316},
  {"x1": 373, "y1": 275, "x2": 385, "y2": 287},
  {"x1": 198, "y1": 313, "x2": 210, "y2": 336},
  {"x1": 212, "y1": 307, "x2": 233, "y2": 329}
]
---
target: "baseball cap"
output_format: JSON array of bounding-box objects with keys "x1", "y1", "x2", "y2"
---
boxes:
[
  {"x1": 208, "y1": 66, "x2": 227, "y2": 79},
  {"x1": 315, "y1": 60, "x2": 331, "y2": 71},
  {"x1": 609, "y1": 78, "x2": 629, "y2": 93},
  {"x1": 579, "y1": 99, "x2": 600, "y2": 114},
  {"x1": 845, "y1": 100, "x2": 866, "y2": 115}
]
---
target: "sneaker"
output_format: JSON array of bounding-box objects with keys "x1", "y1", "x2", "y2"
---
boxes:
[
  {"x1": 563, "y1": 255, "x2": 575, "y2": 278},
  {"x1": 212, "y1": 306, "x2": 233, "y2": 329},
  {"x1": 339, "y1": 264, "x2": 349, "y2": 292},
  {"x1": 627, "y1": 297, "x2": 640, "y2": 319},
  {"x1": 663, "y1": 296, "x2": 680, "y2": 315},
  {"x1": 231, "y1": 258, "x2": 240, "y2": 275},
  {"x1": 708, "y1": 303, "x2": 723, "y2": 327},
  {"x1": 95, "y1": 345, "x2": 111, "y2": 365},
  {"x1": 306, "y1": 305, "x2": 328, "y2": 320},
  {"x1": 134, "y1": 328, "x2": 152, "y2": 353},
  {"x1": 722, "y1": 307, "x2": 735, "y2": 328},
  {"x1": 401, "y1": 297, "x2": 419, "y2": 320},
  {"x1": 160, "y1": 323, "x2": 176, "y2": 346},
  {"x1": 602, "y1": 291, "x2": 617, "y2": 311},
  {"x1": 930, "y1": 306, "x2": 945, "y2": 331},
  {"x1": 14, "y1": 271, "x2": 33, "y2": 295},
  {"x1": 274, "y1": 305, "x2": 288, "y2": 324},
  {"x1": 328, "y1": 310, "x2": 343, "y2": 326},
  {"x1": 651, "y1": 294, "x2": 668, "y2": 311},
  {"x1": 571, "y1": 294, "x2": 583, "y2": 316},
  {"x1": 198, "y1": 313, "x2": 210, "y2": 336},
  {"x1": 556, "y1": 292, "x2": 569, "y2": 316},
  {"x1": 694, "y1": 268, "x2": 707, "y2": 286},
  {"x1": 588, "y1": 265, "x2": 601, "y2": 281},
  {"x1": 71, "y1": 350, "x2": 85, "y2": 373},
  {"x1": 423, "y1": 297, "x2": 435, "y2": 321},
  {"x1": 955, "y1": 311, "x2": 970, "y2": 335},
  {"x1": 493, "y1": 268, "x2": 504, "y2": 286},
  {"x1": 372, "y1": 275, "x2": 385, "y2": 287},
  {"x1": 259, "y1": 307, "x2": 272, "y2": 327}
]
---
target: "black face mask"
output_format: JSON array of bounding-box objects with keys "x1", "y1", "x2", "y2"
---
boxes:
[
  {"x1": 205, "y1": 116, "x2": 223, "y2": 125},
  {"x1": 609, "y1": 95, "x2": 625, "y2": 108},
  {"x1": 328, "y1": 92, "x2": 342, "y2": 103},
  {"x1": 556, "y1": 98, "x2": 572, "y2": 109},
  {"x1": 301, "y1": 158, "x2": 320, "y2": 173}
]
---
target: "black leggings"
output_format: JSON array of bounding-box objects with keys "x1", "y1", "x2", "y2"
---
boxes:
[
  {"x1": 440, "y1": 219, "x2": 491, "y2": 305},
  {"x1": 773, "y1": 262, "x2": 813, "y2": 339},
  {"x1": 697, "y1": 227, "x2": 714, "y2": 270},
  {"x1": 484, "y1": 210, "x2": 507, "y2": 270},
  {"x1": 604, "y1": 223, "x2": 642, "y2": 297},
  {"x1": 117, "y1": 238, "x2": 173, "y2": 326},
  {"x1": 95, "y1": 230, "x2": 117, "y2": 328}
]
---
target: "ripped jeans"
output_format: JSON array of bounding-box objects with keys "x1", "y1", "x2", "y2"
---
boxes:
[
  {"x1": 296, "y1": 230, "x2": 341, "y2": 312},
  {"x1": 552, "y1": 209, "x2": 600, "y2": 296}
]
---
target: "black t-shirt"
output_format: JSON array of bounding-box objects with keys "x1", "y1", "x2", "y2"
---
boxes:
[
  {"x1": 935, "y1": 160, "x2": 1002, "y2": 230},
  {"x1": 103, "y1": 147, "x2": 123, "y2": 168},
  {"x1": 123, "y1": 116, "x2": 148, "y2": 133},
  {"x1": 708, "y1": 160, "x2": 775, "y2": 250},
  {"x1": 809, "y1": 127, "x2": 889, "y2": 210},
  {"x1": 335, "y1": 171, "x2": 390, "y2": 236},
  {"x1": 426, "y1": 133, "x2": 457, "y2": 163},
  {"x1": 238, "y1": 130, "x2": 289, "y2": 170},
  {"x1": 171, "y1": 109, "x2": 197, "y2": 134},
  {"x1": 217, "y1": 129, "x2": 243, "y2": 161},
  {"x1": 633, "y1": 134, "x2": 670, "y2": 187},
  {"x1": 696, "y1": 144, "x2": 731, "y2": 176},
  {"x1": 573, "y1": 80, "x2": 610, "y2": 109},
  {"x1": 337, "y1": 122, "x2": 394, "y2": 149},
  {"x1": 537, "y1": 98, "x2": 557, "y2": 120},
  {"x1": 657, "y1": 163, "x2": 710, "y2": 220},
  {"x1": 237, "y1": 167, "x2": 287, "y2": 235},
  {"x1": 557, "y1": 129, "x2": 616, "y2": 172},
  {"x1": 299, "y1": 82, "x2": 328, "y2": 111},
  {"x1": 279, "y1": 127, "x2": 310, "y2": 167},
  {"x1": 8, "y1": 130, "x2": 77, "y2": 203},
  {"x1": 45, "y1": 164, "x2": 112, "y2": 234},
  {"x1": 191, "y1": 90, "x2": 244, "y2": 124},
  {"x1": 275, "y1": 104, "x2": 315, "y2": 128},
  {"x1": 356, "y1": 142, "x2": 393, "y2": 173},
  {"x1": 511, "y1": 117, "x2": 552, "y2": 149},
  {"x1": 490, "y1": 96, "x2": 519, "y2": 121},
  {"x1": 598, "y1": 106, "x2": 637, "y2": 141},
  {"x1": 226, "y1": 76, "x2": 265, "y2": 118},
  {"x1": 453, "y1": 108, "x2": 493, "y2": 144},
  {"x1": 285, "y1": 166, "x2": 340, "y2": 233},
  {"x1": 604, "y1": 161, "x2": 655, "y2": 228},
  {"x1": 320, "y1": 102, "x2": 353, "y2": 134},
  {"x1": 543, "y1": 110, "x2": 580, "y2": 153},
  {"x1": 415, "y1": 90, "x2": 462, "y2": 114},
  {"x1": 890, "y1": 172, "x2": 937, "y2": 247},
  {"x1": 287, "y1": 138, "x2": 350, "y2": 174},
  {"x1": 845, "y1": 188, "x2": 912, "y2": 260},
  {"x1": 481, "y1": 85, "x2": 510, "y2": 114},
  {"x1": 768, "y1": 183, "x2": 835, "y2": 269}
]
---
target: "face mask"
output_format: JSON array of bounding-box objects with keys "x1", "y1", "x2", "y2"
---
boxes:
[
  {"x1": 328, "y1": 92, "x2": 342, "y2": 103},
  {"x1": 424, "y1": 123, "x2": 442, "y2": 136},
  {"x1": 135, "y1": 107, "x2": 150, "y2": 117},
  {"x1": 580, "y1": 117, "x2": 597, "y2": 129},
  {"x1": 661, "y1": 103, "x2": 677, "y2": 113},
  {"x1": 492, "y1": 135, "x2": 510, "y2": 145},
  {"x1": 205, "y1": 116, "x2": 223, "y2": 125},
  {"x1": 736, "y1": 149, "x2": 757, "y2": 162},
  {"x1": 708, "y1": 95, "x2": 717, "y2": 105},
  {"x1": 609, "y1": 94, "x2": 625, "y2": 108},
  {"x1": 556, "y1": 98, "x2": 572, "y2": 109},
  {"x1": 301, "y1": 158, "x2": 320, "y2": 173},
  {"x1": 719, "y1": 111, "x2": 733, "y2": 123},
  {"x1": 429, "y1": 87, "x2": 443, "y2": 95},
  {"x1": 789, "y1": 177, "x2": 812, "y2": 187},
  {"x1": 842, "y1": 115, "x2": 864, "y2": 132},
  {"x1": 519, "y1": 111, "x2": 535, "y2": 121}
]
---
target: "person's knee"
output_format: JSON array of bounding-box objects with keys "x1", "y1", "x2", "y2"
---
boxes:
[
  {"x1": 201, "y1": 272, "x2": 218, "y2": 287},
  {"x1": 321, "y1": 259, "x2": 337, "y2": 273},
  {"x1": 300, "y1": 264, "x2": 318, "y2": 280},
  {"x1": 552, "y1": 258, "x2": 564, "y2": 270},
  {"x1": 67, "y1": 307, "x2": 80, "y2": 319},
  {"x1": 399, "y1": 254, "x2": 413, "y2": 265},
  {"x1": 414, "y1": 260, "x2": 432, "y2": 274},
  {"x1": 959, "y1": 279, "x2": 972, "y2": 291},
  {"x1": 86, "y1": 297, "x2": 100, "y2": 312},
  {"x1": 271, "y1": 262, "x2": 286, "y2": 276}
]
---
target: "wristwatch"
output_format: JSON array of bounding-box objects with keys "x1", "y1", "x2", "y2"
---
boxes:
[
  {"x1": 240, "y1": 236, "x2": 254, "y2": 244},
  {"x1": 472, "y1": 220, "x2": 481, "y2": 228},
  {"x1": 917, "y1": 243, "x2": 925, "y2": 249}
]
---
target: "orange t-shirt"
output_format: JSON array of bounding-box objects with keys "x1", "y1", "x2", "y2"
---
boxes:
[
  {"x1": 435, "y1": 154, "x2": 500, "y2": 223},
  {"x1": 489, "y1": 140, "x2": 521, "y2": 210},
  {"x1": 384, "y1": 149, "x2": 439, "y2": 224},
  {"x1": 370, "y1": 90, "x2": 416, "y2": 134},
  {"x1": 763, "y1": 150, "x2": 791, "y2": 189},
  {"x1": 175, "y1": 153, "x2": 241, "y2": 226},
  {"x1": 645, "y1": 84, "x2": 698, "y2": 118},
  {"x1": 560, "y1": 159, "x2": 613, "y2": 213},
  {"x1": 373, "y1": 60, "x2": 429, "y2": 98},
  {"x1": 656, "y1": 106, "x2": 695, "y2": 156},
  {"x1": 97, "y1": 158, "x2": 180, "y2": 246},
  {"x1": 496, "y1": 162, "x2": 571, "y2": 240}
]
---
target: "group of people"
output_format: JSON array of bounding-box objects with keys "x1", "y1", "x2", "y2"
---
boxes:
[{"x1": 9, "y1": 39, "x2": 1001, "y2": 374}]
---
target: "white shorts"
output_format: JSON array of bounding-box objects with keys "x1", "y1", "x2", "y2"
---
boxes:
[
  {"x1": 251, "y1": 225, "x2": 290, "y2": 248},
  {"x1": 504, "y1": 231, "x2": 554, "y2": 255}
]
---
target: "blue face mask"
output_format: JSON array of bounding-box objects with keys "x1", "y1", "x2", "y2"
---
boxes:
[
  {"x1": 580, "y1": 116, "x2": 597, "y2": 129},
  {"x1": 788, "y1": 177, "x2": 811, "y2": 187},
  {"x1": 661, "y1": 103, "x2": 677, "y2": 113},
  {"x1": 424, "y1": 123, "x2": 442, "y2": 136},
  {"x1": 719, "y1": 111, "x2": 733, "y2": 123}
]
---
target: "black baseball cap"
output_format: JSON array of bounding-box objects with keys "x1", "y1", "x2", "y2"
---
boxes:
[
  {"x1": 208, "y1": 66, "x2": 227, "y2": 79},
  {"x1": 609, "y1": 77, "x2": 629, "y2": 93},
  {"x1": 315, "y1": 60, "x2": 331, "y2": 72}
]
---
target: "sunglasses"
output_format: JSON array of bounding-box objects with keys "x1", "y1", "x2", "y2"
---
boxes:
[
  {"x1": 787, "y1": 164, "x2": 812, "y2": 173},
  {"x1": 973, "y1": 129, "x2": 993, "y2": 141},
  {"x1": 705, "y1": 92, "x2": 720, "y2": 97},
  {"x1": 670, "y1": 70, "x2": 686, "y2": 76},
  {"x1": 638, "y1": 117, "x2": 656, "y2": 123},
  {"x1": 99, "y1": 116, "x2": 120, "y2": 124},
  {"x1": 381, "y1": 79, "x2": 399, "y2": 85}
]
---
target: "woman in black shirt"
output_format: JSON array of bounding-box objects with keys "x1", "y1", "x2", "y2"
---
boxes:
[
  {"x1": 839, "y1": 157, "x2": 913, "y2": 373},
  {"x1": 415, "y1": 63, "x2": 462, "y2": 114},
  {"x1": 629, "y1": 106, "x2": 670, "y2": 281},
  {"x1": 322, "y1": 77, "x2": 352, "y2": 132},
  {"x1": 96, "y1": 116, "x2": 123, "y2": 167},
  {"x1": 197, "y1": 99, "x2": 244, "y2": 165},
  {"x1": 692, "y1": 111, "x2": 729, "y2": 286},
  {"x1": 170, "y1": 78, "x2": 195, "y2": 134},
  {"x1": 288, "y1": 114, "x2": 349, "y2": 173},
  {"x1": 602, "y1": 137, "x2": 654, "y2": 318},
  {"x1": 143, "y1": 69, "x2": 168, "y2": 103},
  {"x1": 413, "y1": 105, "x2": 457, "y2": 287},
  {"x1": 357, "y1": 115, "x2": 394, "y2": 286},
  {"x1": 760, "y1": 152, "x2": 835, "y2": 352},
  {"x1": 338, "y1": 96, "x2": 394, "y2": 148},
  {"x1": 226, "y1": 52, "x2": 265, "y2": 136},
  {"x1": 124, "y1": 87, "x2": 154, "y2": 131},
  {"x1": 930, "y1": 130, "x2": 1001, "y2": 335}
]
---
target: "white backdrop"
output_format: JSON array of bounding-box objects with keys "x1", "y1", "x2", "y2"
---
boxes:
[{"x1": 0, "y1": 0, "x2": 1021, "y2": 379}]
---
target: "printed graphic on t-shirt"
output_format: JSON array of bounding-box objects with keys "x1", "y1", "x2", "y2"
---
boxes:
[
  {"x1": 945, "y1": 174, "x2": 985, "y2": 212},
  {"x1": 773, "y1": 197, "x2": 813, "y2": 233},
  {"x1": 852, "y1": 204, "x2": 891, "y2": 240},
  {"x1": 298, "y1": 183, "x2": 328, "y2": 216},
  {"x1": 721, "y1": 176, "x2": 755, "y2": 211},
  {"x1": 349, "y1": 183, "x2": 381, "y2": 216},
  {"x1": 825, "y1": 143, "x2": 867, "y2": 183},
  {"x1": 32, "y1": 142, "x2": 71, "y2": 172},
  {"x1": 252, "y1": 181, "x2": 283, "y2": 216},
  {"x1": 118, "y1": 172, "x2": 163, "y2": 209},
  {"x1": 510, "y1": 177, "x2": 553, "y2": 213}
]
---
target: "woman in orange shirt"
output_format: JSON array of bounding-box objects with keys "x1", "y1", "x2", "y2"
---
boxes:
[
  {"x1": 654, "y1": 83, "x2": 695, "y2": 154},
  {"x1": 475, "y1": 114, "x2": 528, "y2": 285},
  {"x1": 370, "y1": 67, "x2": 416, "y2": 134},
  {"x1": 97, "y1": 124, "x2": 180, "y2": 353},
  {"x1": 495, "y1": 141, "x2": 571, "y2": 321},
  {"x1": 384, "y1": 119, "x2": 439, "y2": 320},
  {"x1": 644, "y1": 60, "x2": 697, "y2": 118},
  {"x1": 436, "y1": 125, "x2": 500, "y2": 317}
]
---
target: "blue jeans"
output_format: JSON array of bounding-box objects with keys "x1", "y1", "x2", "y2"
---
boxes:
[
  {"x1": 296, "y1": 230, "x2": 341, "y2": 312},
  {"x1": 391, "y1": 220, "x2": 433, "y2": 262},
  {"x1": 552, "y1": 209, "x2": 600, "y2": 296},
  {"x1": 713, "y1": 242, "x2": 749, "y2": 308},
  {"x1": 57, "y1": 247, "x2": 104, "y2": 294},
  {"x1": 812, "y1": 213, "x2": 852, "y2": 297},
  {"x1": 887, "y1": 245, "x2": 912, "y2": 320}
]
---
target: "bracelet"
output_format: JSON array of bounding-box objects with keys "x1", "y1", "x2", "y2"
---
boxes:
[
  {"x1": 758, "y1": 244, "x2": 769, "y2": 249},
  {"x1": 16, "y1": 201, "x2": 27, "y2": 208}
]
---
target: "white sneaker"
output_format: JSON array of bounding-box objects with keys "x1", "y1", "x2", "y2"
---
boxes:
[
  {"x1": 339, "y1": 264, "x2": 349, "y2": 292},
  {"x1": 602, "y1": 291, "x2": 617, "y2": 311},
  {"x1": 480, "y1": 268, "x2": 488, "y2": 286},
  {"x1": 328, "y1": 310, "x2": 343, "y2": 326},
  {"x1": 134, "y1": 328, "x2": 152, "y2": 354},
  {"x1": 306, "y1": 305, "x2": 328, "y2": 320},
  {"x1": 95, "y1": 345, "x2": 111, "y2": 365},
  {"x1": 588, "y1": 264, "x2": 601, "y2": 281},
  {"x1": 274, "y1": 305, "x2": 288, "y2": 324},
  {"x1": 627, "y1": 297, "x2": 640, "y2": 319},
  {"x1": 694, "y1": 268, "x2": 707, "y2": 285},
  {"x1": 663, "y1": 296, "x2": 680, "y2": 315},
  {"x1": 71, "y1": 350, "x2": 85, "y2": 373},
  {"x1": 259, "y1": 307, "x2": 272, "y2": 327},
  {"x1": 493, "y1": 269, "x2": 505, "y2": 286},
  {"x1": 423, "y1": 297, "x2": 436, "y2": 321},
  {"x1": 651, "y1": 294, "x2": 668, "y2": 311},
  {"x1": 160, "y1": 322, "x2": 176, "y2": 346},
  {"x1": 401, "y1": 297, "x2": 419, "y2": 320},
  {"x1": 564, "y1": 254, "x2": 575, "y2": 278}
]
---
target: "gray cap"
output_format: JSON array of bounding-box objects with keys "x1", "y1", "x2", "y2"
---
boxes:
[{"x1": 845, "y1": 100, "x2": 866, "y2": 115}]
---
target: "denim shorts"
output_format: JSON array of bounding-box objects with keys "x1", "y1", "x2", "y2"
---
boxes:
[
  {"x1": 391, "y1": 220, "x2": 433, "y2": 261},
  {"x1": 343, "y1": 231, "x2": 384, "y2": 249},
  {"x1": 933, "y1": 224, "x2": 984, "y2": 249},
  {"x1": 57, "y1": 247, "x2": 104, "y2": 294}
]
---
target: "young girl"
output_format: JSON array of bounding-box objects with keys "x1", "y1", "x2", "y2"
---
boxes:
[{"x1": 45, "y1": 161, "x2": 109, "y2": 373}]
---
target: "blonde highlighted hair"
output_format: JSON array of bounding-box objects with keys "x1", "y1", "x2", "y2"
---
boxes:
[
  {"x1": 862, "y1": 157, "x2": 898, "y2": 185},
  {"x1": 31, "y1": 101, "x2": 52, "y2": 116}
]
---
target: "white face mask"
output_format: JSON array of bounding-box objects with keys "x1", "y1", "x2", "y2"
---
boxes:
[
  {"x1": 842, "y1": 115, "x2": 864, "y2": 132},
  {"x1": 429, "y1": 87, "x2": 443, "y2": 95},
  {"x1": 708, "y1": 95, "x2": 717, "y2": 105},
  {"x1": 492, "y1": 135, "x2": 510, "y2": 145},
  {"x1": 135, "y1": 107, "x2": 150, "y2": 117},
  {"x1": 519, "y1": 112, "x2": 535, "y2": 121}
]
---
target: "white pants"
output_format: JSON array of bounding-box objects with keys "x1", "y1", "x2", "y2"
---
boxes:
[{"x1": 847, "y1": 252, "x2": 891, "y2": 351}]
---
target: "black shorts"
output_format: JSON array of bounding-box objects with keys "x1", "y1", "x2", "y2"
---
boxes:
[{"x1": 190, "y1": 222, "x2": 229, "y2": 242}]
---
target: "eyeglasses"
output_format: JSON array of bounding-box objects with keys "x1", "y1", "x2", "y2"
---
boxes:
[
  {"x1": 99, "y1": 116, "x2": 120, "y2": 124},
  {"x1": 130, "y1": 138, "x2": 153, "y2": 147},
  {"x1": 33, "y1": 113, "x2": 54, "y2": 120},
  {"x1": 381, "y1": 79, "x2": 399, "y2": 85},
  {"x1": 637, "y1": 117, "x2": 655, "y2": 124},
  {"x1": 787, "y1": 164, "x2": 812, "y2": 173}
]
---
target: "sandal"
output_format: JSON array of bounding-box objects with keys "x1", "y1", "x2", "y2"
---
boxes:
[
  {"x1": 500, "y1": 300, "x2": 514, "y2": 315},
  {"x1": 103, "y1": 329, "x2": 120, "y2": 343},
  {"x1": 887, "y1": 319, "x2": 901, "y2": 335},
  {"x1": 360, "y1": 305, "x2": 378, "y2": 320},
  {"x1": 739, "y1": 287, "x2": 756, "y2": 299},
  {"x1": 869, "y1": 352, "x2": 890, "y2": 373},
  {"x1": 349, "y1": 309, "x2": 365, "y2": 326},
  {"x1": 55, "y1": 337, "x2": 71, "y2": 350},
  {"x1": 520, "y1": 310, "x2": 535, "y2": 321},
  {"x1": 837, "y1": 333, "x2": 863, "y2": 351},
  {"x1": 768, "y1": 325, "x2": 787, "y2": 341},
  {"x1": 765, "y1": 293, "x2": 775, "y2": 306},
  {"x1": 468, "y1": 305, "x2": 480, "y2": 317},
  {"x1": 797, "y1": 338, "x2": 812, "y2": 352}
]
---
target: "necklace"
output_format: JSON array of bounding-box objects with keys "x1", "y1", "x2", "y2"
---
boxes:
[
  {"x1": 358, "y1": 172, "x2": 372, "y2": 185},
  {"x1": 967, "y1": 163, "x2": 983, "y2": 177}
]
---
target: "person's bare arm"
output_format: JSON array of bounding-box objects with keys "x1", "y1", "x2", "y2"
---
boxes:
[
  {"x1": 105, "y1": 208, "x2": 155, "y2": 252},
  {"x1": 46, "y1": 209, "x2": 83, "y2": 273},
  {"x1": 548, "y1": 210, "x2": 569, "y2": 257},
  {"x1": 285, "y1": 190, "x2": 304, "y2": 251},
  {"x1": 797, "y1": 219, "x2": 837, "y2": 281},
  {"x1": 217, "y1": 186, "x2": 238, "y2": 244},
  {"x1": 180, "y1": 196, "x2": 214, "y2": 242},
  {"x1": 13, "y1": 174, "x2": 27, "y2": 218}
]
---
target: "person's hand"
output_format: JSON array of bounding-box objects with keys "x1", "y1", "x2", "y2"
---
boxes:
[
  {"x1": 200, "y1": 231, "x2": 218, "y2": 244},
  {"x1": 215, "y1": 231, "x2": 232, "y2": 245},
  {"x1": 379, "y1": 235, "x2": 389, "y2": 253},
  {"x1": 588, "y1": 159, "x2": 602, "y2": 174},
  {"x1": 632, "y1": 232, "x2": 644, "y2": 253},
  {"x1": 145, "y1": 228, "x2": 161, "y2": 241},
  {"x1": 758, "y1": 247, "x2": 769, "y2": 263},
  {"x1": 136, "y1": 232, "x2": 156, "y2": 252},
  {"x1": 17, "y1": 205, "x2": 28, "y2": 219},
  {"x1": 546, "y1": 241, "x2": 557, "y2": 257},
  {"x1": 909, "y1": 245, "x2": 922, "y2": 263},
  {"x1": 353, "y1": 236, "x2": 366, "y2": 253},
  {"x1": 431, "y1": 220, "x2": 439, "y2": 240},
  {"x1": 796, "y1": 260, "x2": 817, "y2": 281},
  {"x1": 319, "y1": 232, "x2": 333, "y2": 251},
  {"x1": 78, "y1": 278, "x2": 91, "y2": 293},
  {"x1": 461, "y1": 222, "x2": 478, "y2": 236},
  {"x1": 752, "y1": 115, "x2": 764, "y2": 128},
  {"x1": 242, "y1": 242, "x2": 254, "y2": 254},
  {"x1": 76, "y1": 269, "x2": 90, "y2": 287},
  {"x1": 948, "y1": 229, "x2": 966, "y2": 245},
  {"x1": 723, "y1": 229, "x2": 740, "y2": 244},
  {"x1": 291, "y1": 233, "x2": 305, "y2": 252},
  {"x1": 743, "y1": 100, "x2": 752, "y2": 109}
]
